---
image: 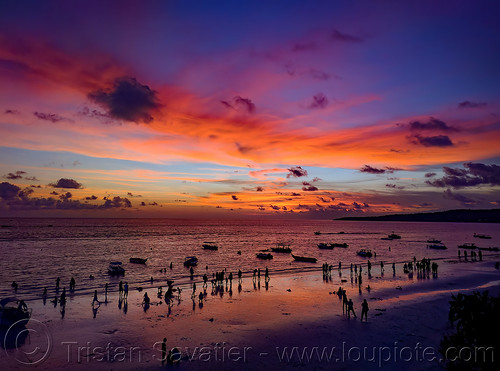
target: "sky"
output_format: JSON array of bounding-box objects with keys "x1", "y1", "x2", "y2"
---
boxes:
[{"x1": 0, "y1": 0, "x2": 499, "y2": 218}]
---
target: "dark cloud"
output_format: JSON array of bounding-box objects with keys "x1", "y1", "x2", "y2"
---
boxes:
[
  {"x1": 79, "y1": 106, "x2": 114, "y2": 124},
  {"x1": 33, "y1": 112, "x2": 70, "y2": 123},
  {"x1": 255, "y1": 186, "x2": 264, "y2": 192},
  {"x1": 30, "y1": 185, "x2": 41, "y2": 188},
  {"x1": 0, "y1": 182, "x2": 21, "y2": 199},
  {"x1": 408, "y1": 117, "x2": 459, "y2": 132},
  {"x1": 458, "y1": 101, "x2": 487, "y2": 109},
  {"x1": 331, "y1": 28, "x2": 363, "y2": 43},
  {"x1": 4, "y1": 109, "x2": 20, "y2": 115},
  {"x1": 409, "y1": 134, "x2": 454, "y2": 147},
  {"x1": 49, "y1": 178, "x2": 83, "y2": 189},
  {"x1": 231, "y1": 195, "x2": 238, "y2": 200},
  {"x1": 443, "y1": 189, "x2": 478, "y2": 205},
  {"x1": 290, "y1": 192, "x2": 301, "y2": 196},
  {"x1": 360, "y1": 165, "x2": 385, "y2": 174},
  {"x1": 425, "y1": 172, "x2": 436, "y2": 178},
  {"x1": 308, "y1": 93, "x2": 328, "y2": 109},
  {"x1": 270, "y1": 204, "x2": 280, "y2": 210},
  {"x1": 102, "y1": 196, "x2": 132, "y2": 209},
  {"x1": 88, "y1": 77, "x2": 161, "y2": 123},
  {"x1": 386, "y1": 184, "x2": 405, "y2": 189},
  {"x1": 25, "y1": 176, "x2": 39, "y2": 181},
  {"x1": 127, "y1": 192, "x2": 142, "y2": 197},
  {"x1": 59, "y1": 192, "x2": 72, "y2": 200},
  {"x1": 85, "y1": 195, "x2": 98, "y2": 200},
  {"x1": 426, "y1": 162, "x2": 500, "y2": 188},
  {"x1": 5, "y1": 171, "x2": 26, "y2": 180},
  {"x1": 287, "y1": 166, "x2": 308, "y2": 178},
  {"x1": 302, "y1": 185, "x2": 319, "y2": 191},
  {"x1": 221, "y1": 96, "x2": 256, "y2": 114}
]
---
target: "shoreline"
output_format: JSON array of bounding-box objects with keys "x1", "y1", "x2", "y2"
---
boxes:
[{"x1": 2, "y1": 255, "x2": 500, "y2": 370}]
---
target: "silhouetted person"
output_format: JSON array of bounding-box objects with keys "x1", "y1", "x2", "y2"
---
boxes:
[
  {"x1": 124, "y1": 282, "x2": 129, "y2": 298},
  {"x1": 198, "y1": 292, "x2": 203, "y2": 303},
  {"x1": 60, "y1": 288, "x2": 66, "y2": 305},
  {"x1": 11, "y1": 281, "x2": 18, "y2": 291},
  {"x1": 170, "y1": 262, "x2": 173, "y2": 269},
  {"x1": 105, "y1": 283, "x2": 108, "y2": 302},
  {"x1": 92, "y1": 290, "x2": 99, "y2": 304},
  {"x1": 143, "y1": 292, "x2": 150, "y2": 306},
  {"x1": 479, "y1": 250, "x2": 482, "y2": 261},
  {"x1": 69, "y1": 277, "x2": 76, "y2": 290},
  {"x1": 342, "y1": 291, "x2": 348, "y2": 314},
  {"x1": 347, "y1": 299, "x2": 356, "y2": 319},
  {"x1": 238, "y1": 269, "x2": 242, "y2": 283},
  {"x1": 119, "y1": 281, "x2": 123, "y2": 296},
  {"x1": 56, "y1": 277, "x2": 60, "y2": 289},
  {"x1": 42, "y1": 287, "x2": 47, "y2": 298},
  {"x1": 361, "y1": 299, "x2": 369, "y2": 322}
]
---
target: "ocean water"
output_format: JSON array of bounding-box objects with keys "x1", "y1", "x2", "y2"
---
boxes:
[{"x1": 1, "y1": 218, "x2": 498, "y2": 300}]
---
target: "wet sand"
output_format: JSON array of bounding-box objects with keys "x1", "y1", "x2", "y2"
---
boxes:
[{"x1": 2, "y1": 255, "x2": 500, "y2": 370}]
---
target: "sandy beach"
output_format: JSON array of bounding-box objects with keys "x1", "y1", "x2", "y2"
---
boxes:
[{"x1": 2, "y1": 253, "x2": 499, "y2": 370}]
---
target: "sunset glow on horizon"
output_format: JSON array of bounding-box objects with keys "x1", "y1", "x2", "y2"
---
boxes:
[{"x1": 1, "y1": 1, "x2": 499, "y2": 218}]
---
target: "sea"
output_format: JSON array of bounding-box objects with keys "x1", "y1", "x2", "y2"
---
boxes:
[{"x1": 1, "y1": 218, "x2": 498, "y2": 301}]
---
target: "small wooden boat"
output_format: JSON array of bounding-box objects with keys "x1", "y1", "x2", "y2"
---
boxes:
[
  {"x1": 184, "y1": 256, "x2": 198, "y2": 266},
  {"x1": 108, "y1": 262, "x2": 125, "y2": 275},
  {"x1": 318, "y1": 243, "x2": 334, "y2": 249},
  {"x1": 478, "y1": 247, "x2": 500, "y2": 252},
  {"x1": 382, "y1": 233, "x2": 401, "y2": 240},
  {"x1": 271, "y1": 243, "x2": 292, "y2": 253},
  {"x1": 256, "y1": 252, "x2": 273, "y2": 260},
  {"x1": 202, "y1": 242, "x2": 219, "y2": 250},
  {"x1": 458, "y1": 243, "x2": 477, "y2": 249},
  {"x1": 332, "y1": 242, "x2": 348, "y2": 248},
  {"x1": 129, "y1": 257, "x2": 148, "y2": 264},
  {"x1": 474, "y1": 233, "x2": 492, "y2": 239},
  {"x1": 291, "y1": 254, "x2": 317, "y2": 263},
  {"x1": 427, "y1": 244, "x2": 447, "y2": 250},
  {"x1": 357, "y1": 249, "x2": 373, "y2": 258},
  {"x1": 426, "y1": 239, "x2": 442, "y2": 244}
]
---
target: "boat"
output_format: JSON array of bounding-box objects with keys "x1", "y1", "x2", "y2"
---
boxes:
[
  {"x1": 426, "y1": 239, "x2": 442, "y2": 244},
  {"x1": 256, "y1": 252, "x2": 273, "y2": 260},
  {"x1": 271, "y1": 243, "x2": 292, "y2": 253},
  {"x1": 474, "y1": 233, "x2": 492, "y2": 239},
  {"x1": 202, "y1": 242, "x2": 219, "y2": 250},
  {"x1": 382, "y1": 233, "x2": 401, "y2": 240},
  {"x1": 458, "y1": 243, "x2": 477, "y2": 249},
  {"x1": 318, "y1": 243, "x2": 334, "y2": 249},
  {"x1": 357, "y1": 249, "x2": 373, "y2": 258},
  {"x1": 184, "y1": 256, "x2": 198, "y2": 266},
  {"x1": 427, "y1": 244, "x2": 447, "y2": 250},
  {"x1": 129, "y1": 257, "x2": 148, "y2": 264},
  {"x1": 314, "y1": 231, "x2": 321, "y2": 235},
  {"x1": 332, "y1": 242, "x2": 348, "y2": 248},
  {"x1": 0, "y1": 298, "x2": 30, "y2": 328},
  {"x1": 291, "y1": 254, "x2": 317, "y2": 263},
  {"x1": 478, "y1": 247, "x2": 500, "y2": 252},
  {"x1": 108, "y1": 261, "x2": 125, "y2": 275}
]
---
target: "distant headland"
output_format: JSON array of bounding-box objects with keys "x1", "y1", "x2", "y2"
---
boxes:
[{"x1": 335, "y1": 209, "x2": 500, "y2": 223}]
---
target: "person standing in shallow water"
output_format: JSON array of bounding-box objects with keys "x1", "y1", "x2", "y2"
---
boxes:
[
  {"x1": 361, "y1": 299, "x2": 369, "y2": 322},
  {"x1": 347, "y1": 299, "x2": 356, "y2": 319}
]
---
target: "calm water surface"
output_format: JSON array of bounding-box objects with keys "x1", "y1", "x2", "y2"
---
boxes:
[{"x1": 1, "y1": 218, "x2": 498, "y2": 300}]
